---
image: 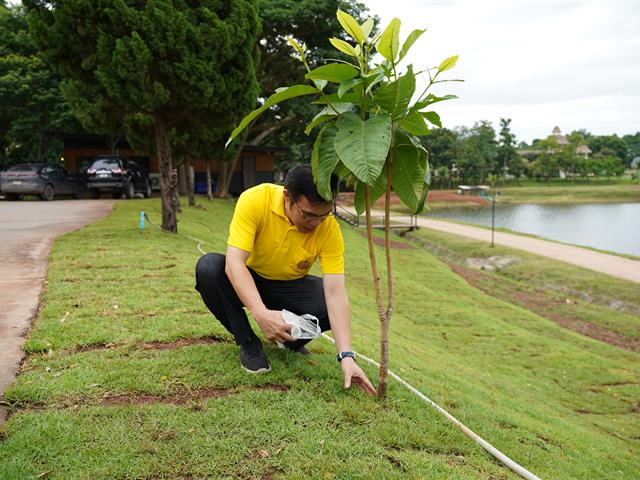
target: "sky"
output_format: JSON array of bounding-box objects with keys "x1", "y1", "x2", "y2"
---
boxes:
[
  {"x1": 7, "y1": 0, "x2": 639, "y2": 144},
  {"x1": 361, "y1": 0, "x2": 640, "y2": 143}
]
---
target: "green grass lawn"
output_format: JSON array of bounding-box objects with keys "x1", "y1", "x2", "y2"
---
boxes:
[
  {"x1": 1, "y1": 197, "x2": 639, "y2": 479},
  {"x1": 498, "y1": 182, "x2": 640, "y2": 204}
]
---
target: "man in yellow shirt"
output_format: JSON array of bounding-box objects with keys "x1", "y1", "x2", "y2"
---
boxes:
[{"x1": 195, "y1": 165, "x2": 376, "y2": 395}]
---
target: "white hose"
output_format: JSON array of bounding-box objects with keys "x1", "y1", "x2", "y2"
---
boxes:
[{"x1": 322, "y1": 333, "x2": 542, "y2": 480}]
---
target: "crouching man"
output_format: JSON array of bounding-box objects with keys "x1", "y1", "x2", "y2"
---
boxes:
[{"x1": 195, "y1": 164, "x2": 376, "y2": 395}]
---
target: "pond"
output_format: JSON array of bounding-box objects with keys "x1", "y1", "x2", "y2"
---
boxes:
[{"x1": 425, "y1": 202, "x2": 640, "y2": 257}]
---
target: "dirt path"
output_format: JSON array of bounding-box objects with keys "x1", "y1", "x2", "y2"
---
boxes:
[
  {"x1": 338, "y1": 206, "x2": 640, "y2": 284},
  {"x1": 0, "y1": 199, "x2": 114, "y2": 424}
]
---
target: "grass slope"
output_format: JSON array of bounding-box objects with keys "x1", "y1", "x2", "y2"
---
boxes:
[{"x1": 1, "y1": 198, "x2": 638, "y2": 479}]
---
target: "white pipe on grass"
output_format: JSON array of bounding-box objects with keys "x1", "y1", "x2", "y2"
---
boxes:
[{"x1": 322, "y1": 333, "x2": 542, "y2": 480}]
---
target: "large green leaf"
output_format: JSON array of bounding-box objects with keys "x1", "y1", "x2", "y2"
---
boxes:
[
  {"x1": 305, "y1": 102, "x2": 353, "y2": 135},
  {"x1": 334, "y1": 112, "x2": 392, "y2": 185},
  {"x1": 374, "y1": 65, "x2": 416, "y2": 119},
  {"x1": 338, "y1": 78, "x2": 365, "y2": 98},
  {"x1": 376, "y1": 18, "x2": 401, "y2": 63},
  {"x1": 415, "y1": 151, "x2": 431, "y2": 214},
  {"x1": 226, "y1": 85, "x2": 318, "y2": 147},
  {"x1": 392, "y1": 144, "x2": 424, "y2": 212},
  {"x1": 422, "y1": 111, "x2": 442, "y2": 128},
  {"x1": 329, "y1": 38, "x2": 358, "y2": 57},
  {"x1": 401, "y1": 110, "x2": 429, "y2": 135},
  {"x1": 306, "y1": 63, "x2": 359, "y2": 83},
  {"x1": 337, "y1": 9, "x2": 365, "y2": 45},
  {"x1": 353, "y1": 164, "x2": 388, "y2": 215},
  {"x1": 361, "y1": 18, "x2": 375, "y2": 39},
  {"x1": 311, "y1": 124, "x2": 341, "y2": 201},
  {"x1": 398, "y1": 29, "x2": 426, "y2": 62}
]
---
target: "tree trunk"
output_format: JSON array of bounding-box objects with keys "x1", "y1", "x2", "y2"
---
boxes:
[
  {"x1": 364, "y1": 185, "x2": 389, "y2": 398},
  {"x1": 206, "y1": 159, "x2": 213, "y2": 201},
  {"x1": 155, "y1": 116, "x2": 177, "y2": 233},
  {"x1": 217, "y1": 130, "x2": 249, "y2": 197},
  {"x1": 187, "y1": 158, "x2": 195, "y2": 207},
  {"x1": 178, "y1": 162, "x2": 188, "y2": 195}
]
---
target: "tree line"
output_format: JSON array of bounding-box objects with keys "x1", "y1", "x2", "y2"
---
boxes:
[{"x1": 421, "y1": 119, "x2": 640, "y2": 187}]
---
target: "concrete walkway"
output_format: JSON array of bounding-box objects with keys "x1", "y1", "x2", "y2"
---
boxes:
[
  {"x1": 340, "y1": 207, "x2": 640, "y2": 284},
  {"x1": 0, "y1": 199, "x2": 114, "y2": 424}
]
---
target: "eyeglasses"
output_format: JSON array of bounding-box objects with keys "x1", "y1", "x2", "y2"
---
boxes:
[{"x1": 294, "y1": 200, "x2": 334, "y2": 222}]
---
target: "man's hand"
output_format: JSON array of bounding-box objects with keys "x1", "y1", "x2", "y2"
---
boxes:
[
  {"x1": 254, "y1": 309, "x2": 295, "y2": 343},
  {"x1": 340, "y1": 357, "x2": 377, "y2": 396}
]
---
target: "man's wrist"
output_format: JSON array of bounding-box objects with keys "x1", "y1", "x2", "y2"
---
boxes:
[{"x1": 336, "y1": 351, "x2": 356, "y2": 362}]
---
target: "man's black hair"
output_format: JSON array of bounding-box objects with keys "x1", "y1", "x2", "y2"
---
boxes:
[{"x1": 284, "y1": 164, "x2": 337, "y2": 204}]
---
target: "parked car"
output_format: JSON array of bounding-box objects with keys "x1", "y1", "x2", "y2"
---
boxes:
[
  {"x1": 0, "y1": 163, "x2": 84, "y2": 201},
  {"x1": 86, "y1": 155, "x2": 152, "y2": 199}
]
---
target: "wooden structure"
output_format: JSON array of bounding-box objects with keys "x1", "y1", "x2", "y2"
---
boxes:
[{"x1": 62, "y1": 135, "x2": 280, "y2": 194}]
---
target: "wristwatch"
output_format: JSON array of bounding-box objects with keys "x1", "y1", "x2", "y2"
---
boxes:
[{"x1": 336, "y1": 351, "x2": 357, "y2": 362}]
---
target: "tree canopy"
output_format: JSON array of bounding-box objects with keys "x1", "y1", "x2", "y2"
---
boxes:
[
  {"x1": 0, "y1": 3, "x2": 79, "y2": 166},
  {"x1": 25, "y1": 0, "x2": 261, "y2": 231}
]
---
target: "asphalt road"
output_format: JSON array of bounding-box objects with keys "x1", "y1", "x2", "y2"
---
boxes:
[{"x1": 0, "y1": 199, "x2": 114, "y2": 424}]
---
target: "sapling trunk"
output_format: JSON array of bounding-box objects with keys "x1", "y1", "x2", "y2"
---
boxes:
[{"x1": 155, "y1": 116, "x2": 177, "y2": 233}]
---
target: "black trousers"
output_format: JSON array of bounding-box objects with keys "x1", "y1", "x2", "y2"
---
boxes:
[{"x1": 195, "y1": 253, "x2": 331, "y2": 349}]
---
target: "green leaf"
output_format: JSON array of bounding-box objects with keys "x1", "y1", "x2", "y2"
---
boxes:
[
  {"x1": 334, "y1": 112, "x2": 392, "y2": 184},
  {"x1": 334, "y1": 161, "x2": 352, "y2": 180},
  {"x1": 354, "y1": 165, "x2": 387, "y2": 215},
  {"x1": 312, "y1": 125, "x2": 341, "y2": 201},
  {"x1": 401, "y1": 110, "x2": 430, "y2": 135},
  {"x1": 287, "y1": 37, "x2": 304, "y2": 55},
  {"x1": 438, "y1": 55, "x2": 459, "y2": 72},
  {"x1": 226, "y1": 85, "x2": 318, "y2": 147},
  {"x1": 305, "y1": 103, "x2": 353, "y2": 135},
  {"x1": 413, "y1": 93, "x2": 458, "y2": 109},
  {"x1": 392, "y1": 143, "x2": 424, "y2": 212},
  {"x1": 313, "y1": 92, "x2": 361, "y2": 105},
  {"x1": 329, "y1": 38, "x2": 358, "y2": 57},
  {"x1": 376, "y1": 18, "x2": 401, "y2": 63},
  {"x1": 374, "y1": 65, "x2": 416, "y2": 119},
  {"x1": 415, "y1": 153, "x2": 431, "y2": 214},
  {"x1": 422, "y1": 111, "x2": 442, "y2": 128},
  {"x1": 338, "y1": 78, "x2": 365, "y2": 98},
  {"x1": 361, "y1": 18, "x2": 375, "y2": 39},
  {"x1": 399, "y1": 29, "x2": 426, "y2": 62},
  {"x1": 337, "y1": 9, "x2": 365, "y2": 45},
  {"x1": 306, "y1": 63, "x2": 358, "y2": 83}
]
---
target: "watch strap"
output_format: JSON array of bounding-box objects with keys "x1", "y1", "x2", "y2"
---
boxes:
[{"x1": 336, "y1": 351, "x2": 356, "y2": 362}]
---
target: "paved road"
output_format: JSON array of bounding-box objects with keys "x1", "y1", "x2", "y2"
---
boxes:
[
  {"x1": 0, "y1": 199, "x2": 114, "y2": 423},
  {"x1": 340, "y1": 207, "x2": 640, "y2": 284}
]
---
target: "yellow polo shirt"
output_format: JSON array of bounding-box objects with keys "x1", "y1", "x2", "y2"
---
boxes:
[{"x1": 227, "y1": 183, "x2": 344, "y2": 280}]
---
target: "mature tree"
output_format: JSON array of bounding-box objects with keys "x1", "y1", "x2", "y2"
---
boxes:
[
  {"x1": 622, "y1": 132, "x2": 640, "y2": 167},
  {"x1": 420, "y1": 127, "x2": 457, "y2": 169},
  {"x1": 26, "y1": 0, "x2": 261, "y2": 232},
  {"x1": 0, "y1": 4, "x2": 79, "y2": 166},
  {"x1": 588, "y1": 134, "x2": 627, "y2": 165},
  {"x1": 453, "y1": 121, "x2": 497, "y2": 183},
  {"x1": 496, "y1": 117, "x2": 525, "y2": 180}
]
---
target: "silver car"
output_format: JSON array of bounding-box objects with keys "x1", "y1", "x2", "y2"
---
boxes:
[{"x1": 0, "y1": 164, "x2": 83, "y2": 201}]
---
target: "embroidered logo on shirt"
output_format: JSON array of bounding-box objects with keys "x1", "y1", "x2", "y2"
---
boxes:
[{"x1": 297, "y1": 260, "x2": 311, "y2": 270}]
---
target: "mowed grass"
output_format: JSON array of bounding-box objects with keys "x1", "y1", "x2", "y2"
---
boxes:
[
  {"x1": 1, "y1": 197, "x2": 639, "y2": 479},
  {"x1": 497, "y1": 182, "x2": 640, "y2": 204}
]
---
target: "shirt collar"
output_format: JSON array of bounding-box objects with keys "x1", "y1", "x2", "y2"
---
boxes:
[{"x1": 271, "y1": 185, "x2": 288, "y2": 219}]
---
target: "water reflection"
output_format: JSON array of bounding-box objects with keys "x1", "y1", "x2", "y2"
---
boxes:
[{"x1": 425, "y1": 203, "x2": 640, "y2": 256}]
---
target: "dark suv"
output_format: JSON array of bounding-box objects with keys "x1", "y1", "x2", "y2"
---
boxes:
[{"x1": 86, "y1": 155, "x2": 152, "y2": 199}]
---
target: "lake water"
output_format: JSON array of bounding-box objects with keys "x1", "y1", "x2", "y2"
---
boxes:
[{"x1": 425, "y1": 202, "x2": 640, "y2": 257}]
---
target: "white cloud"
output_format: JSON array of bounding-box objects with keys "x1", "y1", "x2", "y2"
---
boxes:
[{"x1": 362, "y1": 0, "x2": 640, "y2": 142}]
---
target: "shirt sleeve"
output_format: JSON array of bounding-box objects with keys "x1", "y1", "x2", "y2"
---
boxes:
[
  {"x1": 319, "y1": 218, "x2": 345, "y2": 274},
  {"x1": 227, "y1": 190, "x2": 261, "y2": 252}
]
